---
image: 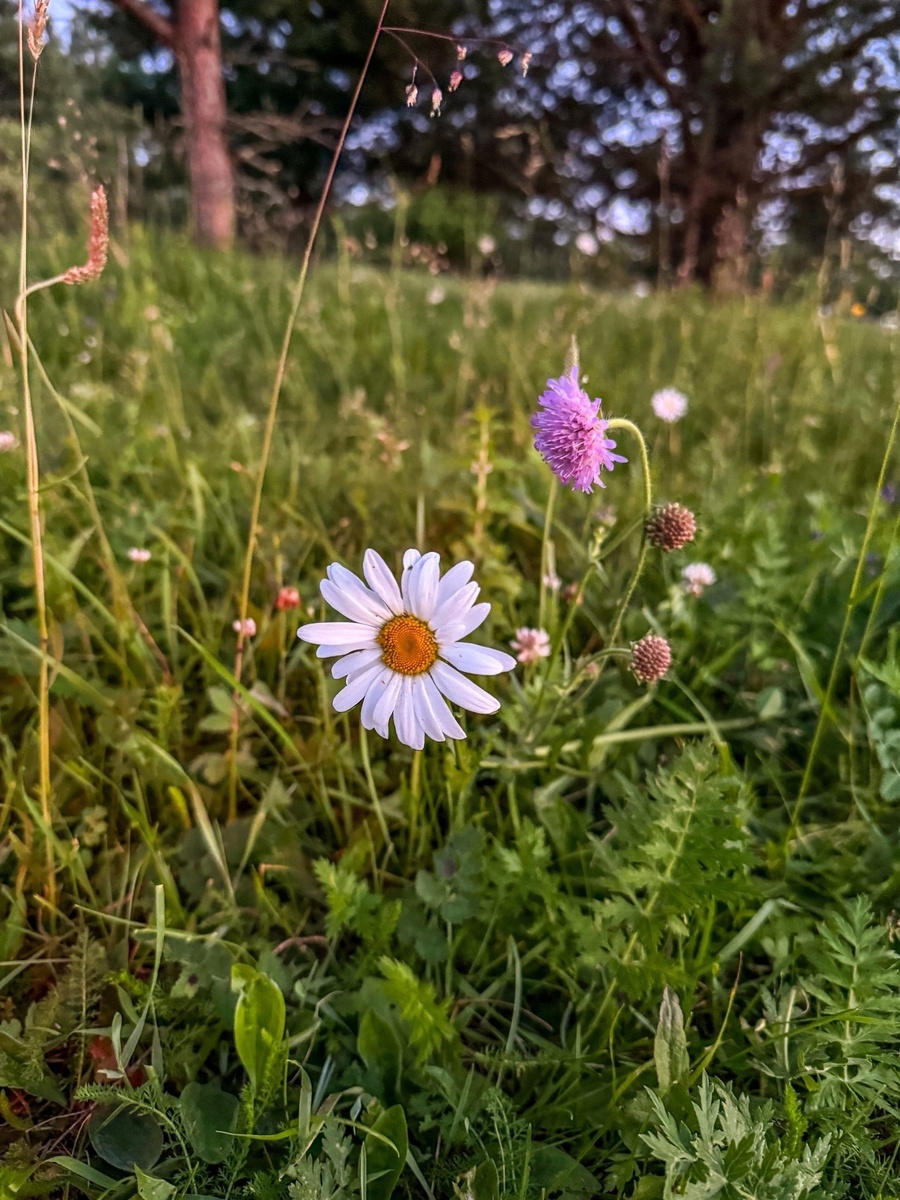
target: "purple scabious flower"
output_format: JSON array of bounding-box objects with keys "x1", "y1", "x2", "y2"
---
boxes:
[{"x1": 531, "y1": 366, "x2": 627, "y2": 492}]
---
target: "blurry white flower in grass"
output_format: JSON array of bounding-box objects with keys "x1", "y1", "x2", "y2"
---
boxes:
[
  {"x1": 127, "y1": 547, "x2": 151, "y2": 563},
  {"x1": 0, "y1": 432, "x2": 18, "y2": 452},
  {"x1": 510, "y1": 627, "x2": 551, "y2": 665},
  {"x1": 651, "y1": 387, "x2": 688, "y2": 423},
  {"x1": 682, "y1": 562, "x2": 716, "y2": 597},
  {"x1": 297, "y1": 549, "x2": 516, "y2": 749}
]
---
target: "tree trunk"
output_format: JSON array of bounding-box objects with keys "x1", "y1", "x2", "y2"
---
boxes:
[
  {"x1": 175, "y1": 0, "x2": 235, "y2": 248},
  {"x1": 110, "y1": 0, "x2": 236, "y2": 249}
]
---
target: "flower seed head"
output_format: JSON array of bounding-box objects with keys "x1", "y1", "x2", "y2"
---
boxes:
[
  {"x1": 646, "y1": 502, "x2": 697, "y2": 552},
  {"x1": 28, "y1": 0, "x2": 49, "y2": 60},
  {"x1": 62, "y1": 186, "x2": 108, "y2": 285},
  {"x1": 631, "y1": 633, "x2": 672, "y2": 684}
]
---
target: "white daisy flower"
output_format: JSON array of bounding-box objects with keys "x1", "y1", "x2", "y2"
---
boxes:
[{"x1": 297, "y1": 548, "x2": 516, "y2": 749}]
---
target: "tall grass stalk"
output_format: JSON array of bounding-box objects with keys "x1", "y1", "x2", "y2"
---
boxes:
[
  {"x1": 789, "y1": 366, "x2": 900, "y2": 844},
  {"x1": 228, "y1": 0, "x2": 393, "y2": 820},
  {"x1": 16, "y1": 0, "x2": 53, "y2": 897}
]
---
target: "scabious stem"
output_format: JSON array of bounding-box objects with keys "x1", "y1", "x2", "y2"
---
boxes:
[{"x1": 599, "y1": 418, "x2": 653, "y2": 665}]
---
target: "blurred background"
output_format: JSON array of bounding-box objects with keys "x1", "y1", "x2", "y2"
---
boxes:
[{"x1": 3, "y1": 0, "x2": 900, "y2": 307}]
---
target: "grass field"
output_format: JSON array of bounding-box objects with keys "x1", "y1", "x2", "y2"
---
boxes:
[{"x1": 2, "y1": 226, "x2": 900, "y2": 1199}]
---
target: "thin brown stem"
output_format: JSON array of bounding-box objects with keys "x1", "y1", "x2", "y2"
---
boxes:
[
  {"x1": 17, "y1": 0, "x2": 53, "y2": 897},
  {"x1": 227, "y1": 0, "x2": 393, "y2": 821}
]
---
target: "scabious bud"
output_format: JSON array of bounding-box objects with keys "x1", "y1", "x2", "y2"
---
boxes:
[
  {"x1": 646, "y1": 503, "x2": 697, "y2": 552},
  {"x1": 631, "y1": 633, "x2": 672, "y2": 684},
  {"x1": 449, "y1": 69, "x2": 463, "y2": 92},
  {"x1": 498, "y1": 48, "x2": 514, "y2": 66},
  {"x1": 62, "y1": 186, "x2": 108, "y2": 285}
]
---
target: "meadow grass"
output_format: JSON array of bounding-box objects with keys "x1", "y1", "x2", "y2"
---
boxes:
[{"x1": 2, "y1": 227, "x2": 900, "y2": 1198}]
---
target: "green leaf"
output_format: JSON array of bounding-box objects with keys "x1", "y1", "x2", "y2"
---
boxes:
[
  {"x1": 364, "y1": 1104, "x2": 408, "y2": 1200},
  {"x1": 530, "y1": 1147, "x2": 599, "y2": 1198},
  {"x1": 88, "y1": 1105, "x2": 164, "y2": 1171},
  {"x1": 358, "y1": 1009, "x2": 403, "y2": 1103},
  {"x1": 654, "y1": 986, "x2": 689, "y2": 1092},
  {"x1": 231, "y1": 964, "x2": 286, "y2": 1100},
  {"x1": 47, "y1": 1156, "x2": 120, "y2": 1193},
  {"x1": 134, "y1": 1166, "x2": 177, "y2": 1200},
  {"x1": 471, "y1": 1159, "x2": 499, "y2": 1200},
  {"x1": 180, "y1": 1080, "x2": 240, "y2": 1164}
]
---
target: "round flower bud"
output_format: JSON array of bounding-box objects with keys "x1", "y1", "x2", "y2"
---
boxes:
[
  {"x1": 631, "y1": 633, "x2": 672, "y2": 684},
  {"x1": 646, "y1": 502, "x2": 697, "y2": 552}
]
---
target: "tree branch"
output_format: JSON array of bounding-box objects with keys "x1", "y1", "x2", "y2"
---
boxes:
[{"x1": 109, "y1": 0, "x2": 176, "y2": 49}]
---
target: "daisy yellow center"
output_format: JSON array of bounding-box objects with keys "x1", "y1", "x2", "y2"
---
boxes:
[{"x1": 377, "y1": 614, "x2": 438, "y2": 676}]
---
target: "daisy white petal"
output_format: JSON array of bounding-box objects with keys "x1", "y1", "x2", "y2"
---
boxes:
[
  {"x1": 361, "y1": 668, "x2": 392, "y2": 730},
  {"x1": 321, "y1": 571, "x2": 389, "y2": 624},
  {"x1": 373, "y1": 671, "x2": 403, "y2": 730},
  {"x1": 458, "y1": 602, "x2": 491, "y2": 637},
  {"x1": 363, "y1": 549, "x2": 404, "y2": 614},
  {"x1": 431, "y1": 661, "x2": 500, "y2": 714},
  {"x1": 441, "y1": 643, "x2": 517, "y2": 675},
  {"x1": 316, "y1": 639, "x2": 377, "y2": 658},
  {"x1": 403, "y1": 548, "x2": 422, "y2": 569},
  {"x1": 421, "y1": 674, "x2": 466, "y2": 739},
  {"x1": 410, "y1": 676, "x2": 447, "y2": 742},
  {"x1": 394, "y1": 678, "x2": 425, "y2": 749},
  {"x1": 408, "y1": 552, "x2": 441, "y2": 620},
  {"x1": 298, "y1": 621, "x2": 377, "y2": 646},
  {"x1": 333, "y1": 663, "x2": 384, "y2": 712},
  {"x1": 432, "y1": 581, "x2": 480, "y2": 632},
  {"x1": 436, "y1": 560, "x2": 475, "y2": 605},
  {"x1": 331, "y1": 648, "x2": 382, "y2": 679}
]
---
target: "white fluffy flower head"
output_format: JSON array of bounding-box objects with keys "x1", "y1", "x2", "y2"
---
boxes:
[
  {"x1": 682, "y1": 562, "x2": 716, "y2": 596},
  {"x1": 297, "y1": 549, "x2": 516, "y2": 749},
  {"x1": 651, "y1": 387, "x2": 689, "y2": 423}
]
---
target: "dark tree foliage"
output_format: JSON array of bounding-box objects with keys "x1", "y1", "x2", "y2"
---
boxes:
[
  {"x1": 72, "y1": 0, "x2": 900, "y2": 276},
  {"x1": 467, "y1": 0, "x2": 900, "y2": 282}
]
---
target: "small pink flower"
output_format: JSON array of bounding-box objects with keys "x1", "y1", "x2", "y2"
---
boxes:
[
  {"x1": 430, "y1": 87, "x2": 443, "y2": 115},
  {"x1": 449, "y1": 69, "x2": 463, "y2": 92},
  {"x1": 520, "y1": 51, "x2": 533, "y2": 75},
  {"x1": 498, "y1": 48, "x2": 514, "y2": 66},
  {"x1": 405, "y1": 83, "x2": 418, "y2": 107},
  {"x1": 127, "y1": 547, "x2": 151, "y2": 563},
  {"x1": 0, "y1": 431, "x2": 18, "y2": 452},
  {"x1": 682, "y1": 562, "x2": 716, "y2": 597},
  {"x1": 510, "y1": 627, "x2": 551, "y2": 665},
  {"x1": 233, "y1": 617, "x2": 257, "y2": 637},
  {"x1": 275, "y1": 586, "x2": 301, "y2": 612},
  {"x1": 542, "y1": 568, "x2": 561, "y2": 591}
]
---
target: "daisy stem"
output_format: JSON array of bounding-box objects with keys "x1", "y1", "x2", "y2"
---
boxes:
[
  {"x1": 359, "y1": 726, "x2": 390, "y2": 847},
  {"x1": 409, "y1": 748, "x2": 422, "y2": 853},
  {"x1": 538, "y1": 477, "x2": 558, "y2": 631},
  {"x1": 600, "y1": 419, "x2": 653, "y2": 667},
  {"x1": 228, "y1": 0, "x2": 392, "y2": 816}
]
